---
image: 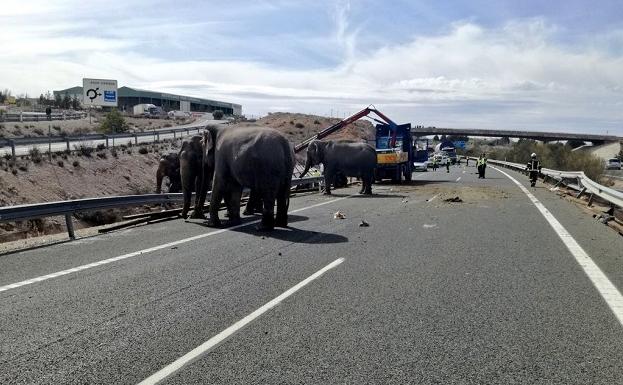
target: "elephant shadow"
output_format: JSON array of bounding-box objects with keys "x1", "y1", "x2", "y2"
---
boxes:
[{"x1": 189, "y1": 214, "x2": 348, "y2": 244}]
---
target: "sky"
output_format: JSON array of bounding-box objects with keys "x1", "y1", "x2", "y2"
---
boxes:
[{"x1": 1, "y1": 0, "x2": 623, "y2": 134}]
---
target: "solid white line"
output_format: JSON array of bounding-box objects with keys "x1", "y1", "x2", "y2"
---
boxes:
[
  {"x1": 137, "y1": 257, "x2": 345, "y2": 385},
  {"x1": 427, "y1": 194, "x2": 440, "y2": 203},
  {"x1": 492, "y1": 166, "x2": 623, "y2": 326},
  {"x1": 456, "y1": 177, "x2": 461, "y2": 182},
  {"x1": 0, "y1": 196, "x2": 351, "y2": 294}
]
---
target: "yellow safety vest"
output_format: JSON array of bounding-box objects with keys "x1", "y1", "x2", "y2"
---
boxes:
[{"x1": 477, "y1": 158, "x2": 487, "y2": 166}]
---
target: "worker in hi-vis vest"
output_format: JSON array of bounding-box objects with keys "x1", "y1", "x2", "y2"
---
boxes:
[
  {"x1": 526, "y1": 152, "x2": 542, "y2": 187},
  {"x1": 477, "y1": 154, "x2": 487, "y2": 179}
]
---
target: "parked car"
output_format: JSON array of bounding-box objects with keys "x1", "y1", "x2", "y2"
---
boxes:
[
  {"x1": 606, "y1": 158, "x2": 622, "y2": 170},
  {"x1": 167, "y1": 110, "x2": 191, "y2": 120}
]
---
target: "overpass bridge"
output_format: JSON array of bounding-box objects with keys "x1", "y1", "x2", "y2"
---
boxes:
[
  {"x1": 412, "y1": 126, "x2": 623, "y2": 143},
  {"x1": 1, "y1": 164, "x2": 623, "y2": 384}
]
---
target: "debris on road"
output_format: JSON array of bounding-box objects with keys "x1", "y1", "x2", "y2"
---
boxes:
[
  {"x1": 423, "y1": 224, "x2": 437, "y2": 229},
  {"x1": 594, "y1": 213, "x2": 614, "y2": 224},
  {"x1": 334, "y1": 211, "x2": 346, "y2": 219},
  {"x1": 359, "y1": 220, "x2": 369, "y2": 227},
  {"x1": 444, "y1": 196, "x2": 463, "y2": 203}
]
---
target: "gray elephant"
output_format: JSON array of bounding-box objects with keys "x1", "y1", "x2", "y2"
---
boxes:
[
  {"x1": 193, "y1": 126, "x2": 294, "y2": 230},
  {"x1": 179, "y1": 135, "x2": 211, "y2": 218},
  {"x1": 300, "y1": 140, "x2": 376, "y2": 195},
  {"x1": 156, "y1": 152, "x2": 181, "y2": 193}
]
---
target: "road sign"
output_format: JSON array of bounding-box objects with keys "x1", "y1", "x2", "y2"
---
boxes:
[
  {"x1": 82, "y1": 78, "x2": 118, "y2": 107},
  {"x1": 453, "y1": 140, "x2": 466, "y2": 149}
]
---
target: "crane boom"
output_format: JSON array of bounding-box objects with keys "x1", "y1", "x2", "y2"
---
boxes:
[{"x1": 293, "y1": 106, "x2": 398, "y2": 153}]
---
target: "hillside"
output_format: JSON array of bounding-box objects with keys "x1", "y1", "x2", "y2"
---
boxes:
[{"x1": 0, "y1": 112, "x2": 375, "y2": 243}]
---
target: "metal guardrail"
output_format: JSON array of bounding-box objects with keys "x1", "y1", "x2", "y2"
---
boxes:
[
  {"x1": 0, "y1": 176, "x2": 324, "y2": 240},
  {"x1": 478, "y1": 157, "x2": 623, "y2": 209},
  {"x1": 0, "y1": 112, "x2": 86, "y2": 122}
]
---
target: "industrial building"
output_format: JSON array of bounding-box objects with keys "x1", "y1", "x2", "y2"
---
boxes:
[{"x1": 53, "y1": 86, "x2": 242, "y2": 116}]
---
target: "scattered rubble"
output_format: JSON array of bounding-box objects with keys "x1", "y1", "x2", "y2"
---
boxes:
[
  {"x1": 334, "y1": 211, "x2": 346, "y2": 219},
  {"x1": 359, "y1": 220, "x2": 369, "y2": 227},
  {"x1": 444, "y1": 196, "x2": 463, "y2": 203}
]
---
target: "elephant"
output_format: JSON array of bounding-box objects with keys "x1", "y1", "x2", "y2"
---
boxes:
[
  {"x1": 193, "y1": 126, "x2": 294, "y2": 231},
  {"x1": 179, "y1": 135, "x2": 211, "y2": 218},
  {"x1": 156, "y1": 152, "x2": 181, "y2": 194},
  {"x1": 300, "y1": 140, "x2": 376, "y2": 195}
]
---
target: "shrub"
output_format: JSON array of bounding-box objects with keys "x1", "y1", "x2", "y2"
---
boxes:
[
  {"x1": 12, "y1": 169, "x2": 18, "y2": 175},
  {"x1": 163, "y1": 123, "x2": 172, "y2": 128},
  {"x1": 14, "y1": 124, "x2": 20, "y2": 129},
  {"x1": 295, "y1": 123, "x2": 305, "y2": 128},
  {"x1": 76, "y1": 209, "x2": 120, "y2": 226},
  {"x1": 29, "y1": 147, "x2": 43, "y2": 163},
  {"x1": 72, "y1": 160, "x2": 80, "y2": 167},
  {"x1": 212, "y1": 110, "x2": 224, "y2": 120},
  {"x1": 314, "y1": 119, "x2": 321, "y2": 125},
  {"x1": 111, "y1": 148, "x2": 118, "y2": 158},
  {"x1": 52, "y1": 125, "x2": 61, "y2": 131},
  {"x1": 18, "y1": 164, "x2": 28, "y2": 172},
  {"x1": 99, "y1": 109, "x2": 129, "y2": 133},
  {"x1": 138, "y1": 147, "x2": 149, "y2": 154},
  {"x1": 12, "y1": 128, "x2": 23, "y2": 136},
  {"x1": 96, "y1": 152, "x2": 107, "y2": 159},
  {"x1": 74, "y1": 144, "x2": 94, "y2": 157},
  {"x1": 33, "y1": 128, "x2": 45, "y2": 136},
  {"x1": 57, "y1": 160, "x2": 64, "y2": 167},
  {"x1": 96, "y1": 143, "x2": 106, "y2": 151},
  {"x1": 290, "y1": 120, "x2": 295, "y2": 125}
]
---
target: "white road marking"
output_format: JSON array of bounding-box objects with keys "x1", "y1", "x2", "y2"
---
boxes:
[
  {"x1": 456, "y1": 177, "x2": 461, "y2": 182},
  {"x1": 423, "y1": 224, "x2": 437, "y2": 229},
  {"x1": 137, "y1": 257, "x2": 345, "y2": 385},
  {"x1": 0, "y1": 196, "x2": 351, "y2": 294},
  {"x1": 492, "y1": 166, "x2": 623, "y2": 326},
  {"x1": 427, "y1": 194, "x2": 440, "y2": 203}
]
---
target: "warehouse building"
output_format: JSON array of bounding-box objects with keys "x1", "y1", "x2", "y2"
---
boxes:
[{"x1": 54, "y1": 86, "x2": 242, "y2": 116}]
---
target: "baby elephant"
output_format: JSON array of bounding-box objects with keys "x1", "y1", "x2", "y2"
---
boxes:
[{"x1": 156, "y1": 152, "x2": 181, "y2": 193}]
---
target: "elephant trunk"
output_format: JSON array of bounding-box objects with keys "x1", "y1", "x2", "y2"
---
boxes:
[{"x1": 300, "y1": 157, "x2": 312, "y2": 178}]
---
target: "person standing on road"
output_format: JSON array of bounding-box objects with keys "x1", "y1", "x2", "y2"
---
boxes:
[
  {"x1": 526, "y1": 152, "x2": 542, "y2": 187},
  {"x1": 432, "y1": 157, "x2": 438, "y2": 171},
  {"x1": 446, "y1": 157, "x2": 450, "y2": 173},
  {"x1": 477, "y1": 153, "x2": 487, "y2": 178}
]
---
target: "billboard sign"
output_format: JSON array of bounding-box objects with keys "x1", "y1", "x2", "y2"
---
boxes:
[{"x1": 82, "y1": 78, "x2": 118, "y2": 107}]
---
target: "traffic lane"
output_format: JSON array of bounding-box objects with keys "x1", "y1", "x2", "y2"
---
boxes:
[
  {"x1": 491, "y1": 166, "x2": 623, "y2": 299},
  {"x1": 164, "y1": 167, "x2": 623, "y2": 384},
  {"x1": 0, "y1": 186, "x2": 360, "y2": 287},
  {"x1": 0, "y1": 187, "x2": 432, "y2": 384}
]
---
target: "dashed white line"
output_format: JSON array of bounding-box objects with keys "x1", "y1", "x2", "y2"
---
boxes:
[
  {"x1": 456, "y1": 177, "x2": 461, "y2": 182},
  {"x1": 137, "y1": 257, "x2": 345, "y2": 385},
  {"x1": 492, "y1": 166, "x2": 623, "y2": 326},
  {"x1": 0, "y1": 196, "x2": 352, "y2": 294}
]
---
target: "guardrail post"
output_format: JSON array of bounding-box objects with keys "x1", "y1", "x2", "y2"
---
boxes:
[
  {"x1": 134, "y1": 134, "x2": 138, "y2": 145},
  {"x1": 8, "y1": 139, "x2": 16, "y2": 160},
  {"x1": 65, "y1": 214, "x2": 75, "y2": 240},
  {"x1": 186, "y1": 128, "x2": 189, "y2": 136},
  {"x1": 19, "y1": 112, "x2": 23, "y2": 122},
  {"x1": 105, "y1": 135, "x2": 109, "y2": 148},
  {"x1": 156, "y1": 132, "x2": 160, "y2": 142},
  {"x1": 576, "y1": 187, "x2": 586, "y2": 199},
  {"x1": 173, "y1": 130, "x2": 176, "y2": 139},
  {"x1": 587, "y1": 193, "x2": 594, "y2": 207}
]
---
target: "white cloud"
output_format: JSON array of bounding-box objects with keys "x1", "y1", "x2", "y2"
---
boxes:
[{"x1": 1, "y1": 13, "x2": 622, "y2": 133}]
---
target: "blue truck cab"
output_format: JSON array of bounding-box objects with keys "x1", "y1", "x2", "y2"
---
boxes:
[{"x1": 374, "y1": 123, "x2": 413, "y2": 183}]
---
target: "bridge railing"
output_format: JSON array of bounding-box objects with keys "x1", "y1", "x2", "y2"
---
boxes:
[
  {"x1": 0, "y1": 176, "x2": 324, "y2": 240},
  {"x1": 477, "y1": 158, "x2": 623, "y2": 209}
]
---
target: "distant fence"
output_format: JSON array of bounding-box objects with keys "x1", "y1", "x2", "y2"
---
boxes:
[{"x1": 0, "y1": 112, "x2": 86, "y2": 123}]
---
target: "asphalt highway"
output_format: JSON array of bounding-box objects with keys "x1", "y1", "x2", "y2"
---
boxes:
[{"x1": 1, "y1": 163, "x2": 623, "y2": 384}]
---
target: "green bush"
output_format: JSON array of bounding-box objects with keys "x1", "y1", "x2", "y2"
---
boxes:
[
  {"x1": 212, "y1": 110, "x2": 224, "y2": 120},
  {"x1": 138, "y1": 147, "x2": 149, "y2": 154},
  {"x1": 295, "y1": 123, "x2": 305, "y2": 129},
  {"x1": 99, "y1": 109, "x2": 128, "y2": 133},
  {"x1": 490, "y1": 139, "x2": 605, "y2": 180},
  {"x1": 29, "y1": 147, "x2": 43, "y2": 163}
]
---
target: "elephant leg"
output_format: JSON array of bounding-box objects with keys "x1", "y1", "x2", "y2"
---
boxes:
[
  {"x1": 323, "y1": 171, "x2": 332, "y2": 195},
  {"x1": 181, "y1": 172, "x2": 195, "y2": 218},
  {"x1": 275, "y1": 182, "x2": 289, "y2": 228},
  {"x1": 156, "y1": 169, "x2": 164, "y2": 194},
  {"x1": 243, "y1": 190, "x2": 260, "y2": 215},
  {"x1": 256, "y1": 190, "x2": 276, "y2": 231},
  {"x1": 226, "y1": 184, "x2": 243, "y2": 226},
  {"x1": 364, "y1": 172, "x2": 373, "y2": 195},
  {"x1": 206, "y1": 179, "x2": 224, "y2": 227}
]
